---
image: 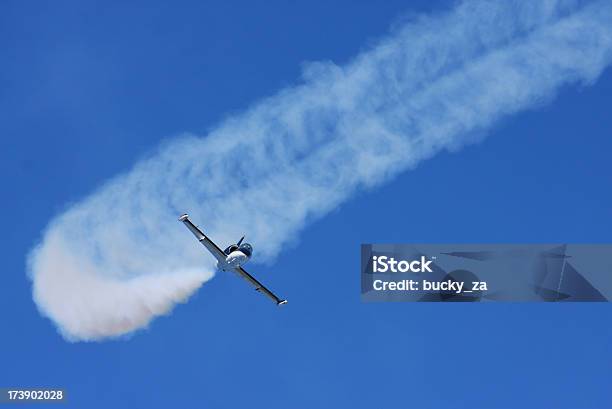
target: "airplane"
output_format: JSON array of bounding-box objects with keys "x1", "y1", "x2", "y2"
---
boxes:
[{"x1": 178, "y1": 214, "x2": 288, "y2": 306}]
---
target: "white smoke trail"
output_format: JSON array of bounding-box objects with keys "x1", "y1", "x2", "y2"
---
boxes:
[{"x1": 28, "y1": 0, "x2": 612, "y2": 341}]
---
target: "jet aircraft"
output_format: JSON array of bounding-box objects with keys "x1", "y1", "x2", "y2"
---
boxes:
[{"x1": 179, "y1": 214, "x2": 288, "y2": 305}]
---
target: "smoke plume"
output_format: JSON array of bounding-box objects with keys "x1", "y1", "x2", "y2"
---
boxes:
[{"x1": 28, "y1": 0, "x2": 612, "y2": 341}]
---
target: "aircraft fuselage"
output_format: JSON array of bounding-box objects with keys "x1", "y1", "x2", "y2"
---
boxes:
[{"x1": 218, "y1": 250, "x2": 250, "y2": 271}]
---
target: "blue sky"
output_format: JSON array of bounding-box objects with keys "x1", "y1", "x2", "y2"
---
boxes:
[{"x1": 2, "y1": 1, "x2": 612, "y2": 408}]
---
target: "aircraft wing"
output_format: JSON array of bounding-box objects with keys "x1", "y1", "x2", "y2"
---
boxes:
[
  {"x1": 179, "y1": 214, "x2": 227, "y2": 263},
  {"x1": 234, "y1": 266, "x2": 288, "y2": 305}
]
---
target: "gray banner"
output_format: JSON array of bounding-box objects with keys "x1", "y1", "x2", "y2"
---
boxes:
[
  {"x1": 361, "y1": 244, "x2": 612, "y2": 302},
  {"x1": 0, "y1": 388, "x2": 66, "y2": 403}
]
